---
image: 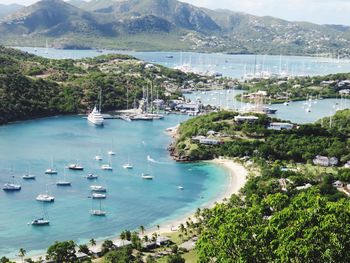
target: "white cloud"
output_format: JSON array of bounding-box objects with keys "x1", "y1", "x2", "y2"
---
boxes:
[{"x1": 182, "y1": 0, "x2": 350, "y2": 25}]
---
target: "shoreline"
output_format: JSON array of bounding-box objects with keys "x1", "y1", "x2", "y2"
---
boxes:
[
  {"x1": 142, "y1": 158, "x2": 248, "y2": 236},
  {"x1": 13, "y1": 158, "x2": 247, "y2": 262}
]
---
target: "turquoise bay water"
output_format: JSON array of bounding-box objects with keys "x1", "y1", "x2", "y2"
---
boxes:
[
  {"x1": 186, "y1": 89, "x2": 349, "y2": 124},
  {"x1": 16, "y1": 47, "x2": 350, "y2": 79},
  {"x1": 0, "y1": 115, "x2": 228, "y2": 257}
]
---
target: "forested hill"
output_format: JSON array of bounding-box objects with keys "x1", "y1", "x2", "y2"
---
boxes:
[
  {"x1": 171, "y1": 111, "x2": 350, "y2": 262},
  {"x1": 0, "y1": 46, "x2": 197, "y2": 125},
  {"x1": 172, "y1": 110, "x2": 350, "y2": 164}
]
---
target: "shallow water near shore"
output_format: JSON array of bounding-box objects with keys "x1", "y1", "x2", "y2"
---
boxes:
[{"x1": 0, "y1": 114, "x2": 228, "y2": 257}]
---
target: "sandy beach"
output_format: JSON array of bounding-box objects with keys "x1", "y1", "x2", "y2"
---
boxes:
[{"x1": 14, "y1": 158, "x2": 247, "y2": 262}]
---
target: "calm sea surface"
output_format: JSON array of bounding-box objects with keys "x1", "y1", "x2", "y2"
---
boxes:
[
  {"x1": 15, "y1": 47, "x2": 350, "y2": 79},
  {"x1": 0, "y1": 115, "x2": 228, "y2": 257},
  {"x1": 1, "y1": 48, "x2": 349, "y2": 257}
]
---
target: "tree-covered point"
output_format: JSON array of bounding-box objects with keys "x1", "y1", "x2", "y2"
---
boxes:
[
  {"x1": 239, "y1": 72, "x2": 350, "y2": 103},
  {"x1": 172, "y1": 110, "x2": 350, "y2": 164},
  {"x1": 0, "y1": 46, "x2": 199, "y2": 125}
]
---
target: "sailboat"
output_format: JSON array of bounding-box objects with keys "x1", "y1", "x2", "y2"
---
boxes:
[
  {"x1": 44, "y1": 39, "x2": 49, "y2": 54},
  {"x1": 141, "y1": 162, "x2": 153, "y2": 179},
  {"x1": 31, "y1": 204, "x2": 50, "y2": 226},
  {"x1": 90, "y1": 199, "x2": 106, "y2": 216},
  {"x1": 3, "y1": 176, "x2": 21, "y2": 191},
  {"x1": 123, "y1": 154, "x2": 133, "y2": 169},
  {"x1": 88, "y1": 88, "x2": 104, "y2": 126},
  {"x1": 23, "y1": 165, "x2": 36, "y2": 180},
  {"x1": 56, "y1": 168, "x2": 71, "y2": 186},
  {"x1": 36, "y1": 184, "x2": 55, "y2": 202},
  {"x1": 45, "y1": 158, "x2": 58, "y2": 174},
  {"x1": 101, "y1": 155, "x2": 113, "y2": 170}
]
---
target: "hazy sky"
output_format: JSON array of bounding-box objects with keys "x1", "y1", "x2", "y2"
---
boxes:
[{"x1": 1, "y1": 0, "x2": 350, "y2": 26}]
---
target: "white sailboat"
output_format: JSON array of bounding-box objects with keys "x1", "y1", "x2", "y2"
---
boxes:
[
  {"x1": 3, "y1": 176, "x2": 21, "y2": 191},
  {"x1": 86, "y1": 173, "x2": 98, "y2": 180},
  {"x1": 56, "y1": 168, "x2": 71, "y2": 186},
  {"x1": 123, "y1": 154, "x2": 133, "y2": 169},
  {"x1": 30, "y1": 204, "x2": 50, "y2": 226},
  {"x1": 45, "y1": 158, "x2": 58, "y2": 175},
  {"x1": 36, "y1": 185, "x2": 55, "y2": 202},
  {"x1": 90, "y1": 185, "x2": 107, "y2": 192},
  {"x1": 101, "y1": 155, "x2": 113, "y2": 170},
  {"x1": 90, "y1": 199, "x2": 106, "y2": 216},
  {"x1": 88, "y1": 89, "x2": 104, "y2": 126}
]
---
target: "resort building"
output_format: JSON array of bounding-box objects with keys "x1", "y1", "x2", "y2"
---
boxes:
[
  {"x1": 344, "y1": 161, "x2": 350, "y2": 168},
  {"x1": 268, "y1": 122, "x2": 294, "y2": 131},
  {"x1": 199, "y1": 138, "x2": 222, "y2": 145},
  {"x1": 296, "y1": 183, "x2": 313, "y2": 191},
  {"x1": 313, "y1": 155, "x2": 339, "y2": 167},
  {"x1": 234, "y1": 115, "x2": 259, "y2": 123},
  {"x1": 332, "y1": 180, "x2": 345, "y2": 188}
]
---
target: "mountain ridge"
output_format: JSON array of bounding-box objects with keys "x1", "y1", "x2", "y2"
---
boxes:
[{"x1": 0, "y1": 0, "x2": 349, "y2": 56}]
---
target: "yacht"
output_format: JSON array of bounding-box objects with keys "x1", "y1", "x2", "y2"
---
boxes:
[
  {"x1": 56, "y1": 168, "x2": 71, "y2": 186},
  {"x1": 178, "y1": 186, "x2": 184, "y2": 190},
  {"x1": 22, "y1": 174, "x2": 36, "y2": 180},
  {"x1": 90, "y1": 185, "x2": 107, "y2": 192},
  {"x1": 3, "y1": 183, "x2": 21, "y2": 191},
  {"x1": 141, "y1": 173, "x2": 154, "y2": 180},
  {"x1": 87, "y1": 106, "x2": 104, "y2": 126},
  {"x1": 92, "y1": 193, "x2": 106, "y2": 199},
  {"x1": 107, "y1": 150, "x2": 115, "y2": 156},
  {"x1": 31, "y1": 218, "x2": 50, "y2": 226},
  {"x1": 86, "y1": 173, "x2": 98, "y2": 180},
  {"x1": 68, "y1": 163, "x2": 84, "y2": 171},
  {"x1": 36, "y1": 194, "x2": 55, "y2": 202}
]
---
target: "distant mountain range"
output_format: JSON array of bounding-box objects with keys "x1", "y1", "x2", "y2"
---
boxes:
[
  {"x1": 0, "y1": 3, "x2": 24, "y2": 19},
  {"x1": 0, "y1": 0, "x2": 350, "y2": 56}
]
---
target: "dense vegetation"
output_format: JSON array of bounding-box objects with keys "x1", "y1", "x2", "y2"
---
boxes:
[
  {"x1": 170, "y1": 109, "x2": 350, "y2": 262},
  {"x1": 240, "y1": 73, "x2": 350, "y2": 103},
  {"x1": 0, "y1": 46, "x2": 199, "y2": 124},
  {"x1": 173, "y1": 109, "x2": 350, "y2": 164}
]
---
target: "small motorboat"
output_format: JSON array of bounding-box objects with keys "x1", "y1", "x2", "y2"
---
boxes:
[
  {"x1": 68, "y1": 164, "x2": 84, "y2": 171},
  {"x1": 31, "y1": 218, "x2": 50, "y2": 226},
  {"x1": 90, "y1": 185, "x2": 107, "y2": 192},
  {"x1": 178, "y1": 186, "x2": 184, "y2": 190},
  {"x1": 36, "y1": 194, "x2": 55, "y2": 202},
  {"x1": 56, "y1": 181, "x2": 71, "y2": 186},
  {"x1": 141, "y1": 173, "x2": 154, "y2": 180},
  {"x1": 92, "y1": 193, "x2": 106, "y2": 199},
  {"x1": 86, "y1": 173, "x2": 98, "y2": 180}
]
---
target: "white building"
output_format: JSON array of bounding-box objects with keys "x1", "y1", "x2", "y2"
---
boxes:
[
  {"x1": 313, "y1": 155, "x2": 338, "y2": 167},
  {"x1": 199, "y1": 138, "x2": 221, "y2": 145},
  {"x1": 234, "y1": 115, "x2": 259, "y2": 122},
  {"x1": 268, "y1": 122, "x2": 294, "y2": 131},
  {"x1": 332, "y1": 180, "x2": 344, "y2": 188}
]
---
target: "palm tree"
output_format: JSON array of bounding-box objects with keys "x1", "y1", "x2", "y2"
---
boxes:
[
  {"x1": 139, "y1": 225, "x2": 145, "y2": 235},
  {"x1": 151, "y1": 232, "x2": 158, "y2": 243},
  {"x1": 157, "y1": 224, "x2": 160, "y2": 236},
  {"x1": 178, "y1": 233, "x2": 183, "y2": 242},
  {"x1": 120, "y1": 231, "x2": 126, "y2": 245},
  {"x1": 89, "y1": 238, "x2": 96, "y2": 247},
  {"x1": 18, "y1": 248, "x2": 26, "y2": 263}
]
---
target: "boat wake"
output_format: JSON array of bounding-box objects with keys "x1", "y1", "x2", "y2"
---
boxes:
[{"x1": 147, "y1": 155, "x2": 170, "y2": 165}]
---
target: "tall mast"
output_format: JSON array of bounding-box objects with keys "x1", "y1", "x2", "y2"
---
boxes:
[{"x1": 99, "y1": 88, "x2": 102, "y2": 112}]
